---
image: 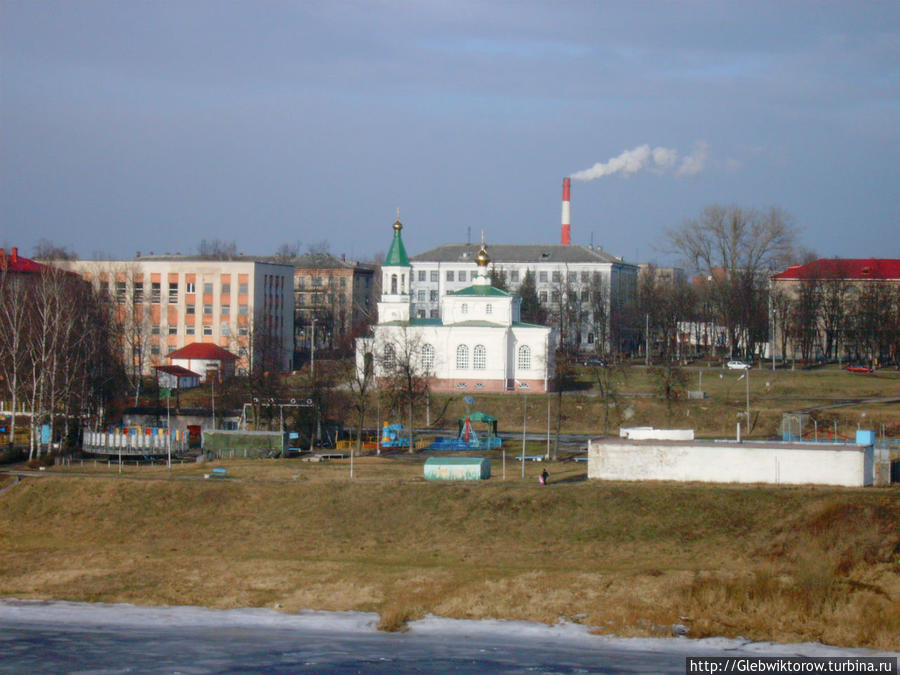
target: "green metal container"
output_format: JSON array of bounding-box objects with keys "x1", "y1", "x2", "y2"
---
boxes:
[{"x1": 424, "y1": 457, "x2": 491, "y2": 481}]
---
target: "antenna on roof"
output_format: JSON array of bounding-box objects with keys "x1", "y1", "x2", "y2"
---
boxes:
[{"x1": 467, "y1": 226, "x2": 471, "y2": 245}]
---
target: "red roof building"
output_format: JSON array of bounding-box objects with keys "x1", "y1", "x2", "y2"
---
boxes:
[
  {"x1": 772, "y1": 258, "x2": 900, "y2": 281},
  {"x1": 168, "y1": 343, "x2": 237, "y2": 383},
  {"x1": 0, "y1": 247, "x2": 52, "y2": 275}
]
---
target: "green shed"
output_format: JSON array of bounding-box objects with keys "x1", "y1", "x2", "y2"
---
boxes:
[{"x1": 424, "y1": 457, "x2": 491, "y2": 481}]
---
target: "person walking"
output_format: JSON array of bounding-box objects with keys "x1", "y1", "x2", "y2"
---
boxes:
[{"x1": 540, "y1": 468, "x2": 549, "y2": 485}]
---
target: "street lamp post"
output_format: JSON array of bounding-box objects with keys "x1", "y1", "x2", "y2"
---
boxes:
[
  {"x1": 310, "y1": 318, "x2": 317, "y2": 379},
  {"x1": 738, "y1": 370, "x2": 750, "y2": 437},
  {"x1": 516, "y1": 380, "x2": 527, "y2": 479}
]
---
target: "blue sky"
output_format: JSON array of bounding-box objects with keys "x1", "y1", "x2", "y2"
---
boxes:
[{"x1": 2, "y1": 1, "x2": 898, "y2": 267}]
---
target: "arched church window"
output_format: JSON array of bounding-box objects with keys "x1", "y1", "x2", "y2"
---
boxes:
[
  {"x1": 473, "y1": 345, "x2": 486, "y2": 370},
  {"x1": 517, "y1": 345, "x2": 531, "y2": 370},
  {"x1": 421, "y1": 344, "x2": 435, "y2": 371},
  {"x1": 456, "y1": 345, "x2": 469, "y2": 370}
]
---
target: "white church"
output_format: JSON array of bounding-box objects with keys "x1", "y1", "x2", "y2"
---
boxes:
[{"x1": 356, "y1": 219, "x2": 555, "y2": 393}]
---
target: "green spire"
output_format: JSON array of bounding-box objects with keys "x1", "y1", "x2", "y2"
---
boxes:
[{"x1": 384, "y1": 218, "x2": 410, "y2": 267}]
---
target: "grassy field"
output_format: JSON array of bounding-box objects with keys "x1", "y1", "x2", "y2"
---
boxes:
[
  {"x1": 2, "y1": 457, "x2": 898, "y2": 650},
  {"x1": 411, "y1": 365, "x2": 900, "y2": 442}
]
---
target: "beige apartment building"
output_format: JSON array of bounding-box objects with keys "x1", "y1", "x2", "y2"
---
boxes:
[
  {"x1": 291, "y1": 253, "x2": 376, "y2": 355},
  {"x1": 58, "y1": 257, "x2": 294, "y2": 374}
]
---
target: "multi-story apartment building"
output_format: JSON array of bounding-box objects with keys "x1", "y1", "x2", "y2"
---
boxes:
[
  {"x1": 409, "y1": 243, "x2": 638, "y2": 353},
  {"x1": 59, "y1": 257, "x2": 294, "y2": 374},
  {"x1": 291, "y1": 253, "x2": 376, "y2": 355},
  {"x1": 770, "y1": 258, "x2": 900, "y2": 365}
]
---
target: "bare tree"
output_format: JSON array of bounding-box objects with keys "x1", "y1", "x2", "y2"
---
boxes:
[
  {"x1": 373, "y1": 329, "x2": 431, "y2": 453},
  {"x1": 33, "y1": 239, "x2": 77, "y2": 261},
  {"x1": 272, "y1": 241, "x2": 302, "y2": 264},
  {"x1": 667, "y1": 205, "x2": 796, "y2": 359},
  {"x1": 0, "y1": 272, "x2": 33, "y2": 448},
  {"x1": 790, "y1": 277, "x2": 821, "y2": 363},
  {"x1": 197, "y1": 239, "x2": 239, "y2": 260}
]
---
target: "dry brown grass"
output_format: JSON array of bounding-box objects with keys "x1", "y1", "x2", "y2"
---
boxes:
[{"x1": 1, "y1": 461, "x2": 898, "y2": 650}]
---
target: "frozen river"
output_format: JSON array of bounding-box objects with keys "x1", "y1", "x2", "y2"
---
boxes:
[{"x1": 0, "y1": 600, "x2": 895, "y2": 674}]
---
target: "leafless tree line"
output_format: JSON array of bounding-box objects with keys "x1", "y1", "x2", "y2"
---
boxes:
[
  {"x1": 776, "y1": 274, "x2": 900, "y2": 366},
  {"x1": 0, "y1": 268, "x2": 124, "y2": 457}
]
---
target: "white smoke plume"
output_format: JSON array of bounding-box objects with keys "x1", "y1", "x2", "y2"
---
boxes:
[{"x1": 571, "y1": 142, "x2": 708, "y2": 181}]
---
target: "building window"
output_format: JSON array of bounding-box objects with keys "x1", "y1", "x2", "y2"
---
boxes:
[
  {"x1": 418, "y1": 270, "x2": 426, "y2": 282},
  {"x1": 456, "y1": 344, "x2": 469, "y2": 369},
  {"x1": 168, "y1": 283, "x2": 178, "y2": 303},
  {"x1": 430, "y1": 271, "x2": 438, "y2": 282},
  {"x1": 221, "y1": 305, "x2": 230, "y2": 316},
  {"x1": 151, "y1": 325, "x2": 160, "y2": 335},
  {"x1": 186, "y1": 282, "x2": 196, "y2": 294},
  {"x1": 417, "y1": 310, "x2": 425, "y2": 318},
  {"x1": 132, "y1": 282, "x2": 144, "y2": 304},
  {"x1": 539, "y1": 271, "x2": 548, "y2": 283},
  {"x1": 239, "y1": 282, "x2": 248, "y2": 294},
  {"x1": 421, "y1": 343, "x2": 435, "y2": 371},
  {"x1": 486, "y1": 304, "x2": 492, "y2": 314},
  {"x1": 567, "y1": 272, "x2": 577, "y2": 282},
  {"x1": 203, "y1": 325, "x2": 213, "y2": 336},
  {"x1": 186, "y1": 305, "x2": 195, "y2": 315},
  {"x1": 429, "y1": 290, "x2": 438, "y2": 302},
  {"x1": 581, "y1": 272, "x2": 589, "y2": 283},
  {"x1": 203, "y1": 304, "x2": 213, "y2": 315},
  {"x1": 473, "y1": 344, "x2": 486, "y2": 370},
  {"x1": 238, "y1": 325, "x2": 249, "y2": 336},
  {"x1": 446, "y1": 271, "x2": 454, "y2": 282},
  {"x1": 151, "y1": 282, "x2": 161, "y2": 304},
  {"x1": 115, "y1": 282, "x2": 126, "y2": 304},
  {"x1": 186, "y1": 325, "x2": 195, "y2": 336},
  {"x1": 168, "y1": 325, "x2": 177, "y2": 335},
  {"x1": 539, "y1": 291, "x2": 548, "y2": 303},
  {"x1": 430, "y1": 309, "x2": 439, "y2": 318},
  {"x1": 417, "y1": 290, "x2": 426, "y2": 302},
  {"x1": 510, "y1": 270, "x2": 520, "y2": 283},
  {"x1": 222, "y1": 283, "x2": 231, "y2": 295},
  {"x1": 383, "y1": 344, "x2": 395, "y2": 370},
  {"x1": 461, "y1": 303, "x2": 468, "y2": 314},
  {"x1": 551, "y1": 290, "x2": 560, "y2": 303},
  {"x1": 203, "y1": 282, "x2": 213, "y2": 294},
  {"x1": 552, "y1": 271, "x2": 561, "y2": 282},
  {"x1": 150, "y1": 345, "x2": 160, "y2": 356},
  {"x1": 239, "y1": 304, "x2": 249, "y2": 315},
  {"x1": 517, "y1": 345, "x2": 531, "y2": 370}
]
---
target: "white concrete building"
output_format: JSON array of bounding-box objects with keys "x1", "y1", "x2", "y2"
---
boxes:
[
  {"x1": 409, "y1": 243, "x2": 638, "y2": 353},
  {"x1": 357, "y1": 221, "x2": 555, "y2": 393},
  {"x1": 58, "y1": 257, "x2": 294, "y2": 374},
  {"x1": 587, "y1": 437, "x2": 878, "y2": 487}
]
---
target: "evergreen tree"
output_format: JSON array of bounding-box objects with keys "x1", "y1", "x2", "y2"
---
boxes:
[{"x1": 517, "y1": 269, "x2": 545, "y2": 324}]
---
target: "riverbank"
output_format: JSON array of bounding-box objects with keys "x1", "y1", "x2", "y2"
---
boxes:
[{"x1": 1, "y1": 459, "x2": 898, "y2": 650}]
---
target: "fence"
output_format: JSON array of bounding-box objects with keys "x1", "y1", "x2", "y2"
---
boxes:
[{"x1": 83, "y1": 429, "x2": 188, "y2": 456}]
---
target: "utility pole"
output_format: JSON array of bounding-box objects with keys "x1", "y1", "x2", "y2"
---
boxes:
[{"x1": 645, "y1": 313, "x2": 650, "y2": 366}]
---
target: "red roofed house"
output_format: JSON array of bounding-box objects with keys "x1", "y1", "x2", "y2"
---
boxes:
[
  {"x1": 167, "y1": 343, "x2": 237, "y2": 383},
  {"x1": 771, "y1": 258, "x2": 900, "y2": 366}
]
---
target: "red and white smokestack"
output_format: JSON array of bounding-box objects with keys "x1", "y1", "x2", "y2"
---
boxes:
[{"x1": 561, "y1": 177, "x2": 571, "y2": 245}]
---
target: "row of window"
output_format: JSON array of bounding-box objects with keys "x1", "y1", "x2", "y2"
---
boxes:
[
  {"x1": 414, "y1": 269, "x2": 604, "y2": 284},
  {"x1": 184, "y1": 304, "x2": 249, "y2": 315},
  {"x1": 146, "y1": 324, "x2": 252, "y2": 337},
  {"x1": 106, "y1": 281, "x2": 251, "y2": 304},
  {"x1": 381, "y1": 344, "x2": 532, "y2": 371}
]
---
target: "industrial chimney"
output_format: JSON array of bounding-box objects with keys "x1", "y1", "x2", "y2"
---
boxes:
[{"x1": 561, "y1": 177, "x2": 571, "y2": 245}]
